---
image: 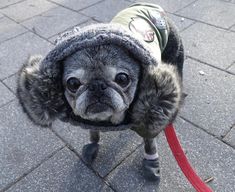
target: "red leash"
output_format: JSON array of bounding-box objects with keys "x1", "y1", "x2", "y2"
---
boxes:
[{"x1": 164, "y1": 124, "x2": 213, "y2": 192}]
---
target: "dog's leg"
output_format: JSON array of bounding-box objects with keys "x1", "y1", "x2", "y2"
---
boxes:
[
  {"x1": 142, "y1": 138, "x2": 160, "y2": 182},
  {"x1": 82, "y1": 130, "x2": 100, "y2": 165}
]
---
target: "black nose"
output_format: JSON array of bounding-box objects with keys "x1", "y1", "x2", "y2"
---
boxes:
[{"x1": 89, "y1": 80, "x2": 107, "y2": 92}]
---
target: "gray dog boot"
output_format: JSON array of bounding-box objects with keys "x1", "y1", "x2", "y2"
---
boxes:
[
  {"x1": 143, "y1": 158, "x2": 161, "y2": 182},
  {"x1": 82, "y1": 143, "x2": 99, "y2": 165}
]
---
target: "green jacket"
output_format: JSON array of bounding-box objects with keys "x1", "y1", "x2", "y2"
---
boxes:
[{"x1": 111, "y1": 3, "x2": 169, "y2": 57}]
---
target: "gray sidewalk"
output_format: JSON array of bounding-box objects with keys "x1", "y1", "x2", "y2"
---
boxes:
[{"x1": 0, "y1": 0, "x2": 234, "y2": 191}]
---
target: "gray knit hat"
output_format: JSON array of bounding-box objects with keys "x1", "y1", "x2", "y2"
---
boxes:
[{"x1": 43, "y1": 23, "x2": 159, "y2": 70}]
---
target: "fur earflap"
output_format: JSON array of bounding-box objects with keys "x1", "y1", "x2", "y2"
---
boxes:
[
  {"x1": 131, "y1": 62, "x2": 182, "y2": 138},
  {"x1": 17, "y1": 55, "x2": 68, "y2": 126}
]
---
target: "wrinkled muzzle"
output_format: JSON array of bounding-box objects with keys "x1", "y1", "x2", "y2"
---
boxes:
[{"x1": 68, "y1": 80, "x2": 127, "y2": 123}]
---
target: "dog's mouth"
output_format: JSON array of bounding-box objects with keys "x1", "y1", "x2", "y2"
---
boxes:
[{"x1": 86, "y1": 102, "x2": 114, "y2": 114}]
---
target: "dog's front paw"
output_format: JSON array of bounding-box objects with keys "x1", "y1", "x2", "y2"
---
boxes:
[
  {"x1": 82, "y1": 143, "x2": 99, "y2": 165},
  {"x1": 143, "y1": 158, "x2": 161, "y2": 182}
]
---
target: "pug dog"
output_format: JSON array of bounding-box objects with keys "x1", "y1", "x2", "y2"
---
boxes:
[{"x1": 17, "y1": 3, "x2": 184, "y2": 184}]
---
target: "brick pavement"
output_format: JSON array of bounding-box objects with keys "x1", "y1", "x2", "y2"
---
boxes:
[{"x1": 0, "y1": 0, "x2": 234, "y2": 191}]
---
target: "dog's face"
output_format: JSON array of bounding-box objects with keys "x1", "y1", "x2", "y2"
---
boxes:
[{"x1": 63, "y1": 44, "x2": 140, "y2": 124}]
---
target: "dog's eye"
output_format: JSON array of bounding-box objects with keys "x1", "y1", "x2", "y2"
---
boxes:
[
  {"x1": 115, "y1": 73, "x2": 130, "y2": 87},
  {"x1": 66, "y1": 77, "x2": 81, "y2": 93}
]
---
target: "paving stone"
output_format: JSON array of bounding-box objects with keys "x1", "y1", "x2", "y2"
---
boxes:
[
  {"x1": 0, "y1": 0, "x2": 23, "y2": 8},
  {"x1": 77, "y1": 18, "x2": 99, "y2": 27},
  {"x1": 0, "y1": 17, "x2": 27, "y2": 43},
  {"x1": 221, "y1": 0, "x2": 235, "y2": 3},
  {"x1": 0, "y1": 82, "x2": 15, "y2": 106},
  {"x1": 134, "y1": 0, "x2": 196, "y2": 13},
  {"x1": 227, "y1": 62, "x2": 235, "y2": 74},
  {"x1": 106, "y1": 131, "x2": 191, "y2": 191},
  {"x1": 223, "y1": 126, "x2": 235, "y2": 148},
  {"x1": 0, "y1": 0, "x2": 57, "y2": 22},
  {"x1": 174, "y1": 119, "x2": 235, "y2": 192},
  {"x1": 22, "y1": 6, "x2": 89, "y2": 39},
  {"x1": 168, "y1": 14, "x2": 195, "y2": 32},
  {"x1": 230, "y1": 25, "x2": 235, "y2": 32},
  {"x1": 181, "y1": 22, "x2": 235, "y2": 69},
  {"x1": 180, "y1": 58, "x2": 235, "y2": 138},
  {"x1": 52, "y1": 120, "x2": 143, "y2": 177},
  {"x1": 2, "y1": 74, "x2": 17, "y2": 94},
  {"x1": 6, "y1": 147, "x2": 113, "y2": 192},
  {"x1": 0, "y1": 32, "x2": 53, "y2": 80},
  {"x1": 2, "y1": 74, "x2": 17, "y2": 93},
  {"x1": 80, "y1": 0, "x2": 132, "y2": 22},
  {"x1": 48, "y1": 19, "x2": 98, "y2": 44},
  {"x1": 107, "y1": 118, "x2": 235, "y2": 192},
  {"x1": 176, "y1": 0, "x2": 235, "y2": 29},
  {"x1": 49, "y1": 0, "x2": 103, "y2": 11},
  {"x1": 0, "y1": 101, "x2": 64, "y2": 191}
]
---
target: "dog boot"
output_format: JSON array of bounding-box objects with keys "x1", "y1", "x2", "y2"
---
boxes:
[
  {"x1": 82, "y1": 143, "x2": 99, "y2": 165},
  {"x1": 142, "y1": 158, "x2": 161, "y2": 182}
]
